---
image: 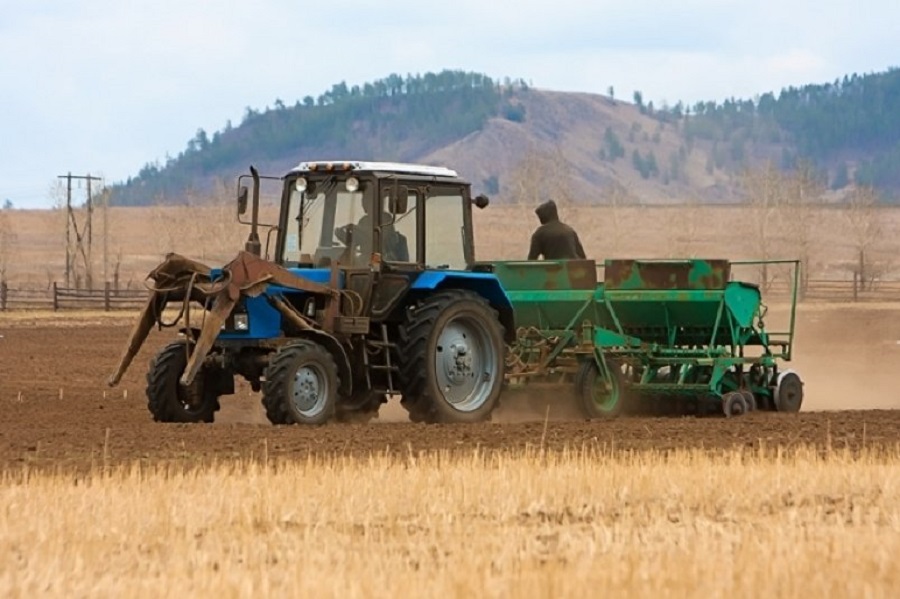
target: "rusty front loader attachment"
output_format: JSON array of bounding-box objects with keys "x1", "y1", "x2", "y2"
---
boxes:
[
  {"x1": 107, "y1": 253, "x2": 214, "y2": 387},
  {"x1": 107, "y1": 250, "x2": 340, "y2": 388}
]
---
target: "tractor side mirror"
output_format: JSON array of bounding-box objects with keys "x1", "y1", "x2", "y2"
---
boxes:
[
  {"x1": 237, "y1": 185, "x2": 249, "y2": 215},
  {"x1": 389, "y1": 185, "x2": 409, "y2": 214},
  {"x1": 473, "y1": 194, "x2": 490, "y2": 209}
]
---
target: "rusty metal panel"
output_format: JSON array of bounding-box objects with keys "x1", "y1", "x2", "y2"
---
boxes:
[
  {"x1": 334, "y1": 316, "x2": 370, "y2": 335},
  {"x1": 490, "y1": 259, "x2": 598, "y2": 291},
  {"x1": 604, "y1": 259, "x2": 730, "y2": 290}
]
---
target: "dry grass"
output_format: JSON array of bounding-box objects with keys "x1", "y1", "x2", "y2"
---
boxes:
[
  {"x1": 1, "y1": 447, "x2": 897, "y2": 597},
  {"x1": 474, "y1": 204, "x2": 900, "y2": 281},
  {"x1": 4, "y1": 203, "x2": 900, "y2": 287},
  {"x1": 0, "y1": 309, "x2": 138, "y2": 327}
]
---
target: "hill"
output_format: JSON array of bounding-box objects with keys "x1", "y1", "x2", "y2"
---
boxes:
[{"x1": 108, "y1": 68, "x2": 900, "y2": 206}]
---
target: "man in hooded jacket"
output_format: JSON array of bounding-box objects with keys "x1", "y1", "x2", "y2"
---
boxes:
[{"x1": 527, "y1": 199, "x2": 587, "y2": 260}]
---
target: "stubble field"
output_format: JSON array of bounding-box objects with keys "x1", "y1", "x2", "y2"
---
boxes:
[
  {"x1": 1, "y1": 203, "x2": 900, "y2": 596},
  {"x1": 0, "y1": 305, "x2": 898, "y2": 596}
]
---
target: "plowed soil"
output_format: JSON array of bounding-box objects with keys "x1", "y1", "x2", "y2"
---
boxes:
[{"x1": 1, "y1": 307, "x2": 898, "y2": 472}]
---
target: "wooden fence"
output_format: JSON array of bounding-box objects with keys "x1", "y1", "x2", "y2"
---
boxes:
[
  {"x1": 0, "y1": 282, "x2": 148, "y2": 311},
  {"x1": 1, "y1": 277, "x2": 899, "y2": 312},
  {"x1": 763, "y1": 277, "x2": 900, "y2": 303}
]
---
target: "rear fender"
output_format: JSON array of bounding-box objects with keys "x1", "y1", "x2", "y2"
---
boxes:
[{"x1": 411, "y1": 271, "x2": 514, "y2": 341}]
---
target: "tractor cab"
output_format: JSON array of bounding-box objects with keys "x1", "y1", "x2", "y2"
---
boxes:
[{"x1": 274, "y1": 161, "x2": 483, "y2": 271}]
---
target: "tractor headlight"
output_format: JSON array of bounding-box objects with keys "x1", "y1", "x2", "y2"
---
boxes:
[
  {"x1": 345, "y1": 176, "x2": 359, "y2": 193},
  {"x1": 233, "y1": 313, "x2": 249, "y2": 331},
  {"x1": 295, "y1": 177, "x2": 308, "y2": 192}
]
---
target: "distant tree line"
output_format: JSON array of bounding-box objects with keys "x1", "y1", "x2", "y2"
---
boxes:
[
  {"x1": 111, "y1": 71, "x2": 528, "y2": 205},
  {"x1": 669, "y1": 68, "x2": 900, "y2": 193}
]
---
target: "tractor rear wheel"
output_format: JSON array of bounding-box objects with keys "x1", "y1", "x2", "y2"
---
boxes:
[
  {"x1": 262, "y1": 341, "x2": 338, "y2": 425},
  {"x1": 146, "y1": 341, "x2": 221, "y2": 423},
  {"x1": 399, "y1": 290, "x2": 505, "y2": 423},
  {"x1": 575, "y1": 359, "x2": 627, "y2": 419}
]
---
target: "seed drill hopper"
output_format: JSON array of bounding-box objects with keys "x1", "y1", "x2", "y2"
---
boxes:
[{"x1": 481, "y1": 257, "x2": 802, "y2": 417}]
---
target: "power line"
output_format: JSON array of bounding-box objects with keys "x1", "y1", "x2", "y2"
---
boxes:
[{"x1": 58, "y1": 173, "x2": 103, "y2": 288}]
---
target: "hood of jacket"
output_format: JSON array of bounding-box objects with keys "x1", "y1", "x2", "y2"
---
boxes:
[{"x1": 535, "y1": 200, "x2": 559, "y2": 225}]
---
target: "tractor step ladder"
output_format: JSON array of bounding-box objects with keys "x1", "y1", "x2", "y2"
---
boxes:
[{"x1": 364, "y1": 324, "x2": 400, "y2": 393}]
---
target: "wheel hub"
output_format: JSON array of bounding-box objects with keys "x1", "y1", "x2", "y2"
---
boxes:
[
  {"x1": 445, "y1": 342, "x2": 473, "y2": 383},
  {"x1": 292, "y1": 366, "x2": 322, "y2": 412},
  {"x1": 434, "y1": 318, "x2": 496, "y2": 411}
]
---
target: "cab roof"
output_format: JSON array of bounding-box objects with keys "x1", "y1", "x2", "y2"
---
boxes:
[{"x1": 290, "y1": 160, "x2": 459, "y2": 178}]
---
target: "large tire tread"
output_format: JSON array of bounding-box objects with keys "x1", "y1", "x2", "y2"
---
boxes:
[
  {"x1": 262, "y1": 341, "x2": 339, "y2": 425},
  {"x1": 146, "y1": 340, "x2": 220, "y2": 423},
  {"x1": 398, "y1": 290, "x2": 504, "y2": 424}
]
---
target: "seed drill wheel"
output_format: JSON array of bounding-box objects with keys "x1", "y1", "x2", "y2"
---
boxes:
[
  {"x1": 399, "y1": 290, "x2": 505, "y2": 423},
  {"x1": 575, "y1": 359, "x2": 627, "y2": 419},
  {"x1": 774, "y1": 371, "x2": 804, "y2": 413},
  {"x1": 262, "y1": 341, "x2": 338, "y2": 425},
  {"x1": 740, "y1": 390, "x2": 757, "y2": 411},
  {"x1": 722, "y1": 391, "x2": 749, "y2": 418},
  {"x1": 146, "y1": 341, "x2": 221, "y2": 423}
]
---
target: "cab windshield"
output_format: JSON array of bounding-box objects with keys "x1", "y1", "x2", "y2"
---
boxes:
[
  {"x1": 283, "y1": 177, "x2": 411, "y2": 268},
  {"x1": 280, "y1": 175, "x2": 466, "y2": 269}
]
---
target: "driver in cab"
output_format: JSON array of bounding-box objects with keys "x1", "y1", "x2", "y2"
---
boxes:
[{"x1": 335, "y1": 193, "x2": 409, "y2": 263}]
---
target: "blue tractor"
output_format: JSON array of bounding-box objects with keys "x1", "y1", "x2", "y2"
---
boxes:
[{"x1": 109, "y1": 161, "x2": 513, "y2": 424}]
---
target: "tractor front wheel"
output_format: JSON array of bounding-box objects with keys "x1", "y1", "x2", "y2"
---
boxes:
[
  {"x1": 262, "y1": 341, "x2": 338, "y2": 425},
  {"x1": 399, "y1": 290, "x2": 505, "y2": 423},
  {"x1": 146, "y1": 341, "x2": 221, "y2": 423}
]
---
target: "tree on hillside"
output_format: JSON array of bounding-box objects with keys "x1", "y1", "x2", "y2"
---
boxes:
[
  {"x1": 111, "y1": 70, "x2": 505, "y2": 206},
  {"x1": 632, "y1": 150, "x2": 659, "y2": 179},
  {"x1": 601, "y1": 127, "x2": 625, "y2": 161},
  {"x1": 633, "y1": 91, "x2": 644, "y2": 111},
  {"x1": 677, "y1": 68, "x2": 900, "y2": 192}
]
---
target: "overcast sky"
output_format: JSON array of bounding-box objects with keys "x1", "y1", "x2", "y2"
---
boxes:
[{"x1": 2, "y1": 0, "x2": 897, "y2": 208}]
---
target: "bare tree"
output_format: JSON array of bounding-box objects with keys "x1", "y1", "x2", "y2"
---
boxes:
[
  {"x1": 780, "y1": 163, "x2": 823, "y2": 296},
  {"x1": 602, "y1": 181, "x2": 637, "y2": 255},
  {"x1": 151, "y1": 183, "x2": 246, "y2": 263},
  {"x1": 506, "y1": 145, "x2": 576, "y2": 207},
  {"x1": 0, "y1": 210, "x2": 16, "y2": 283},
  {"x1": 740, "y1": 162, "x2": 784, "y2": 289},
  {"x1": 843, "y1": 185, "x2": 883, "y2": 290},
  {"x1": 668, "y1": 194, "x2": 704, "y2": 258}
]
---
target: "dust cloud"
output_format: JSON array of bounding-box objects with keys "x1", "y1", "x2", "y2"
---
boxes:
[
  {"x1": 786, "y1": 303, "x2": 900, "y2": 410},
  {"x1": 213, "y1": 303, "x2": 900, "y2": 425}
]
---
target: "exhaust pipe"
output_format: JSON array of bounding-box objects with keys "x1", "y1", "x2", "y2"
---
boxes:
[{"x1": 244, "y1": 165, "x2": 262, "y2": 256}]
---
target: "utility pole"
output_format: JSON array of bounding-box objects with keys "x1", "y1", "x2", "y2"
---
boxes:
[
  {"x1": 102, "y1": 188, "x2": 109, "y2": 287},
  {"x1": 58, "y1": 173, "x2": 103, "y2": 289}
]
